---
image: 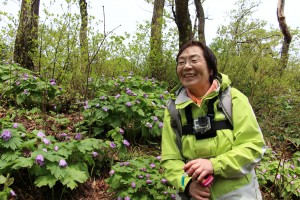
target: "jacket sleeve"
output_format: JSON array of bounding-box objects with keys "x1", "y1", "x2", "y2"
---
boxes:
[
  {"x1": 210, "y1": 88, "x2": 266, "y2": 178},
  {"x1": 161, "y1": 108, "x2": 191, "y2": 191}
]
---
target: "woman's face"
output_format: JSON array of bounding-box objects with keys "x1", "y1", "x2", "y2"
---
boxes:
[{"x1": 177, "y1": 46, "x2": 211, "y2": 94}]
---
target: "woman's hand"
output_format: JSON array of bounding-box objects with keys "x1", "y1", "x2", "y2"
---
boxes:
[
  {"x1": 183, "y1": 158, "x2": 214, "y2": 183},
  {"x1": 188, "y1": 180, "x2": 211, "y2": 200}
]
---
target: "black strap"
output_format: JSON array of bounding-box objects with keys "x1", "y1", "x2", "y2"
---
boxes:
[{"x1": 182, "y1": 97, "x2": 233, "y2": 140}]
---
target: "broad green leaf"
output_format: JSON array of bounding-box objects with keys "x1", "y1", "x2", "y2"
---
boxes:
[
  {"x1": 11, "y1": 157, "x2": 33, "y2": 169},
  {"x1": 34, "y1": 174, "x2": 57, "y2": 188},
  {"x1": 46, "y1": 163, "x2": 66, "y2": 179},
  {"x1": 1, "y1": 151, "x2": 20, "y2": 162},
  {"x1": 2, "y1": 137, "x2": 22, "y2": 150}
]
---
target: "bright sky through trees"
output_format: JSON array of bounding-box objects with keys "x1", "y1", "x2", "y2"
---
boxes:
[{"x1": 1, "y1": 0, "x2": 299, "y2": 44}]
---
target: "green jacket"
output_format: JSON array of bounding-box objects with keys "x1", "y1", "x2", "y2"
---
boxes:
[{"x1": 161, "y1": 74, "x2": 266, "y2": 199}]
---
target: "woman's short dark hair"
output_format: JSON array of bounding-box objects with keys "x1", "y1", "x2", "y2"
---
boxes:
[{"x1": 176, "y1": 40, "x2": 219, "y2": 83}]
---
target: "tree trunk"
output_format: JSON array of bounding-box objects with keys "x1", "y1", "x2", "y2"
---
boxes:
[
  {"x1": 174, "y1": 0, "x2": 193, "y2": 48},
  {"x1": 79, "y1": 0, "x2": 89, "y2": 71},
  {"x1": 277, "y1": 0, "x2": 292, "y2": 72},
  {"x1": 194, "y1": 0, "x2": 206, "y2": 44},
  {"x1": 149, "y1": 0, "x2": 165, "y2": 80},
  {"x1": 14, "y1": 0, "x2": 40, "y2": 70}
]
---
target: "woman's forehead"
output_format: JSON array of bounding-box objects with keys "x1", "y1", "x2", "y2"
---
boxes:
[{"x1": 179, "y1": 46, "x2": 203, "y2": 58}]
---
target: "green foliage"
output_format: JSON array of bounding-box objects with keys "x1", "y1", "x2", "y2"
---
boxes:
[
  {"x1": 0, "y1": 174, "x2": 15, "y2": 200},
  {"x1": 256, "y1": 148, "x2": 300, "y2": 199},
  {"x1": 0, "y1": 120, "x2": 109, "y2": 191},
  {"x1": 78, "y1": 72, "x2": 174, "y2": 144},
  {"x1": 0, "y1": 64, "x2": 63, "y2": 109},
  {"x1": 105, "y1": 156, "x2": 177, "y2": 200}
]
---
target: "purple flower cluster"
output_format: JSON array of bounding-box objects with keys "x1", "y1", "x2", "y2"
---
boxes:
[
  {"x1": 59, "y1": 159, "x2": 68, "y2": 168},
  {"x1": 74, "y1": 133, "x2": 82, "y2": 140},
  {"x1": 123, "y1": 139, "x2": 130, "y2": 147},
  {"x1": 36, "y1": 154, "x2": 44, "y2": 166},
  {"x1": 50, "y1": 79, "x2": 56, "y2": 85},
  {"x1": 1, "y1": 130, "x2": 12, "y2": 142}
]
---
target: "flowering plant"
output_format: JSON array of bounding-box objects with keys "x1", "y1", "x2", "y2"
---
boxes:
[
  {"x1": 105, "y1": 156, "x2": 177, "y2": 200},
  {"x1": 0, "y1": 64, "x2": 63, "y2": 108},
  {"x1": 78, "y1": 73, "x2": 173, "y2": 143}
]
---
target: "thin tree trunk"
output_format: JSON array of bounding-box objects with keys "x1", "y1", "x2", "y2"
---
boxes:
[
  {"x1": 174, "y1": 0, "x2": 193, "y2": 48},
  {"x1": 277, "y1": 0, "x2": 292, "y2": 72},
  {"x1": 79, "y1": 0, "x2": 89, "y2": 71},
  {"x1": 14, "y1": 0, "x2": 40, "y2": 70},
  {"x1": 194, "y1": 0, "x2": 206, "y2": 44},
  {"x1": 149, "y1": 0, "x2": 165, "y2": 80}
]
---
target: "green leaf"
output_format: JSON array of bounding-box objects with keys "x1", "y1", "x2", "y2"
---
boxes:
[
  {"x1": 34, "y1": 174, "x2": 57, "y2": 188},
  {"x1": 46, "y1": 163, "x2": 66, "y2": 179},
  {"x1": 1, "y1": 151, "x2": 20, "y2": 162},
  {"x1": 60, "y1": 165, "x2": 89, "y2": 189},
  {"x1": 1, "y1": 137, "x2": 22, "y2": 150},
  {"x1": 137, "y1": 109, "x2": 145, "y2": 117},
  {"x1": 11, "y1": 157, "x2": 33, "y2": 169},
  {"x1": 0, "y1": 175, "x2": 6, "y2": 184}
]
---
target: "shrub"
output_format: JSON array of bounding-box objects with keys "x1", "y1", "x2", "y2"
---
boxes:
[{"x1": 105, "y1": 156, "x2": 177, "y2": 200}]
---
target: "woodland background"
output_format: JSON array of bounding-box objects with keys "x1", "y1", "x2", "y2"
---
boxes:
[{"x1": 0, "y1": 0, "x2": 299, "y2": 199}]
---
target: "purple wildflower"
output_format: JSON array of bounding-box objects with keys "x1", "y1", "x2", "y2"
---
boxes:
[
  {"x1": 50, "y1": 79, "x2": 56, "y2": 85},
  {"x1": 13, "y1": 123, "x2": 18, "y2": 128},
  {"x1": 123, "y1": 162, "x2": 130, "y2": 166},
  {"x1": 16, "y1": 81, "x2": 20, "y2": 85},
  {"x1": 124, "y1": 197, "x2": 130, "y2": 200},
  {"x1": 92, "y1": 151, "x2": 98, "y2": 157},
  {"x1": 276, "y1": 174, "x2": 281, "y2": 179},
  {"x1": 75, "y1": 133, "x2": 82, "y2": 140},
  {"x1": 125, "y1": 102, "x2": 132, "y2": 107},
  {"x1": 109, "y1": 170, "x2": 115, "y2": 176},
  {"x1": 117, "y1": 197, "x2": 122, "y2": 200},
  {"x1": 290, "y1": 164, "x2": 295, "y2": 169},
  {"x1": 140, "y1": 168, "x2": 147, "y2": 172},
  {"x1": 24, "y1": 89, "x2": 29, "y2": 95},
  {"x1": 37, "y1": 131, "x2": 45, "y2": 138},
  {"x1": 115, "y1": 94, "x2": 121, "y2": 99},
  {"x1": 54, "y1": 146, "x2": 59, "y2": 151},
  {"x1": 110, "y1": 142, "x2": 116, "y2": 148},
  {"x1": 159, "y1": 122, "x2": 164, "y2": 128},
  {"x1": 119, "y1": 128, "x2": 124, "y2": 134},
  {"x1": 163, "y1": 191, "x2": 168, "y2": 195},
  {"x1": 150, "y1": 163, "x2": 156, "y2": 168},
  {"x1": 171, "y1": 194, "x2": 176, "y2": 199},
  {"x1": 102, "y1": 106, "x2": 108, "y2": 112},
  {"x1": 138, "y1": 175, "x2": 144, "y2": 179},
  {"x1": 1, "y1": 130, "x2": 12, "y2": 142},
  {"x1": 146, "y1": 179, "x2": 152, "y2": 184},
  {"x1": 95, "y1": 103, "x2": 100, "y2": 107},
  {"x1": 131, "y1": 182, "x2": 136, "y2": 188},
  {"x1": 59, "y1": 159, "x2": 67, "y2": 168},
  {"x1": 43, "y1": 138, "x2": 51, "y2": 145},
  {"x1": 119, "y1": 162, "x2": 124, "y2": 167},
  {"x1": 123, "y1": 139, "x2": 130, "y2": 147},
  {"x1": 10, "y1": 190, "x2": 17, "y2": 197},
  {"x1": 161, "y1": 178, "x2": 168, "y2": 184},
  {"x1": 42, "y1": 148, "x2": 47, "y2": 152},
  {"x1": 143, "y1": 94, "x2": 148, "y2": 98},
  {"x1": 159, "y1": 94, "x2": 164, "y2": 99},
  {"x1": 146, "y1": 174, "x2": 150, "y2": 178},
  {"x1": 100, "y1": 96, "x2": 106, "y2": 100},
  {"x1": 36, "y1": 154, "x2": 44, "y2": 166},
  {"x1": 156, "y1": 155, "x2": 161, "y2": 160},
  {"x1": 153, "y1": 116, "x2": 158, "y2": 121}
]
